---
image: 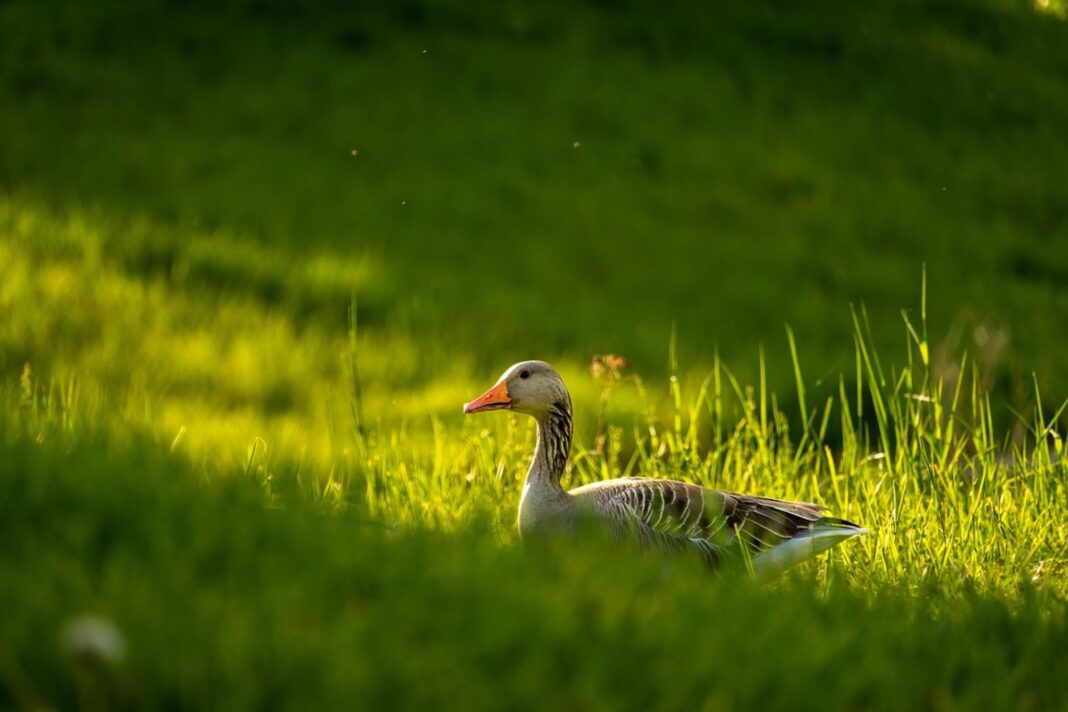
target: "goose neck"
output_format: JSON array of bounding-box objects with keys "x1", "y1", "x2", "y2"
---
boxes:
[{"x1": 527, "y1": 402, "x2": 573, "y2": 489}]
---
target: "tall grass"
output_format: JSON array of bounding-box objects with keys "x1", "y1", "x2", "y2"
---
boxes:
[
  {"x1": 2, "y1": 299, "x2": 1067, "y2": 709},
  {"x1": 6, "y1": 279, "x2": 1066, "y2": 595}
]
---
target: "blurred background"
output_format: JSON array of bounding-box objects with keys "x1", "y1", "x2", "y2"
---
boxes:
[{"x1": 2, "y1": 0, "x2": 1067, "y2": 454}]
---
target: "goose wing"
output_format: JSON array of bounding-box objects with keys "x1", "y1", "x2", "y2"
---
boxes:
[{"x1": 570, "y1": 477, "x2": 863, "y2": 571}]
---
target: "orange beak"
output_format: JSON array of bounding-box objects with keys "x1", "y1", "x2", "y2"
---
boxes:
[{"x1": 463, "y1": 381, "x2": 512, "y2": 414}]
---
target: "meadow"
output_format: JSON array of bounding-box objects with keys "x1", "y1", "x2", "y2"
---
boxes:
[{"x1": 2, "y1": 0, "x2": 1068, "y2": 709}]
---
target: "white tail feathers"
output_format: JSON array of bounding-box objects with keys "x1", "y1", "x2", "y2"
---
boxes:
[{"x1": 751, "y1": 523, "x2": 868, "y2": 580}]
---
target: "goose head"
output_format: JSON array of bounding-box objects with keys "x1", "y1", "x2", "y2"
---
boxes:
[{"x1": 464, "y1": 360, "x2": 571, "y2": 421}]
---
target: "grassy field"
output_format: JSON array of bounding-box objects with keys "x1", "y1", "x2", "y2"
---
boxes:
[{"x1": 2, "y1": 0, "x2": 1068, "y2": 709}]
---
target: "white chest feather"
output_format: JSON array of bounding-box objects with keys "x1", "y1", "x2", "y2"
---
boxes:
[{"x1": 517, "y1": 478, "x2": 571, "y2": 537}]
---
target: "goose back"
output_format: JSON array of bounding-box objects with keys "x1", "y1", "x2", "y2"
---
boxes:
[{"x1": 570, "y1": 477, "x2": 863, "y2": 571}]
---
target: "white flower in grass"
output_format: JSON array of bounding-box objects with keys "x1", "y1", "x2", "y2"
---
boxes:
[{"x1": 61, "y1": 615, "x2": 127, "y2": 665}]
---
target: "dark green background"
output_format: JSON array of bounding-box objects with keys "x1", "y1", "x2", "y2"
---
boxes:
[{"x1": 3, "y1": 0, "x2": 1066, "y2": 407}]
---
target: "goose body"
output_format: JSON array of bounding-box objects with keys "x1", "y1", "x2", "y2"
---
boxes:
[{"x1": 465, "y1": 360, "x2": 866, "y2": 577}]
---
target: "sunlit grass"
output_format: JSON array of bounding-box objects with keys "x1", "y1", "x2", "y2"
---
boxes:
[
  {"x1": 4, "y1": 255, "x2": 1067, "y2": 707},
  {"x1": 3, "y1": 194, "x2": 1067, "y2": 709},
  {"x1": 5, "y1": 195, "x2": 1065, "y2": 595}
]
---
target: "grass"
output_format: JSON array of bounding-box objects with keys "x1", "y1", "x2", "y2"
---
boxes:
[
  {"x1": 3, "y1": 292, "x2": 1067, "y2": 708},
  {"x1": 3, "y1": 429, "x2": 1064, "y2": 711},
  {"x1": 2, "y1": 0, "x2": 1068, "y2": 708},
  {"x1": 3, "y1": 0, "x2": 1068, "y2": 404}
]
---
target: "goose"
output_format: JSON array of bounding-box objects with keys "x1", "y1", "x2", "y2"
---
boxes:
[{"x1": 464, "y1": 360, "x2": 866, "y2": 578}]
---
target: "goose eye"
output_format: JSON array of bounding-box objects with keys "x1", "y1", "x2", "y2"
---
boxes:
[{"x1": 519, "y1": 370, "x2": 530, "y2": 379}]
